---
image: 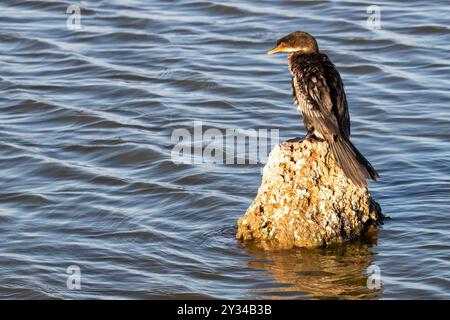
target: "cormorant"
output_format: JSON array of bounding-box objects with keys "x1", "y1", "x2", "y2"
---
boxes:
[{"x1": 267, "y1": 31, "x2": 379, "y2": 186}]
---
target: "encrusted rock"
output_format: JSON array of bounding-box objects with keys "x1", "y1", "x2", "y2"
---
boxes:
[{"x1": 236, "y1": 138, "x2": 383, "y2": 249}]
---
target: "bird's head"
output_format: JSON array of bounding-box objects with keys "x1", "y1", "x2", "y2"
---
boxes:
[{"x1": 267, "y1": 31, "x2": 319, "y2": 55}]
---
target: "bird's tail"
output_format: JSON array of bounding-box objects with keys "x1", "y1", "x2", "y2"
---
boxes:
[{"x1": 329, "y1": 137, "x2": 379, "y2": 187}]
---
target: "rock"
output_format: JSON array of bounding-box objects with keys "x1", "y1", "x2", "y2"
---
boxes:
[{"x1": 236, "y1": 138, "x2": 383, "y2": 249}]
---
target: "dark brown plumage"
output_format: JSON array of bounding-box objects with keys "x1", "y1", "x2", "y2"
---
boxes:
[{"x1": 268, "y1": 31, "x2": 379, "y2": 186}]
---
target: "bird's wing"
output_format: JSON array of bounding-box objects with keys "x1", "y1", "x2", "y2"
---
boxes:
[
  {"x1": 323, "y1": 56, "x2": 350, "y2": 138},
  {"x1": 292, "y1": 55, "x2": 350, "y2": 138},
  {"x1": 292, "y1": 67, "x2": 341, "y2": 136}
]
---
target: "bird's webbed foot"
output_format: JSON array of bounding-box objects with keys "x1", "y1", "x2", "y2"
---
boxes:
[
  {"x1": 305, "y1": 132, "x2": 325, "y2": 142},
  {"x1": 287, "y1": 136, "x2": 304, "y2": 142}
]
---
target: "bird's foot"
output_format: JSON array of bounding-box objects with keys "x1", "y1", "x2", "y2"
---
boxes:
[
  {"x1": 305, "y1": 132, "x2": 325, "y2": 142},
  {"x1": 287, "y1": 136, "x2": 304, "y2": 142}
]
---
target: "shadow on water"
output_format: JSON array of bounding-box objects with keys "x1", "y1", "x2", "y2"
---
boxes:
[{"x1": 242, "y1": 226, "x2": 382, "y2": 299}]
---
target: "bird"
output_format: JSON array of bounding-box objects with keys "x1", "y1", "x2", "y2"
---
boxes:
[{"x1": 267, "y1": 31, "x2": 379, "y2": 187}]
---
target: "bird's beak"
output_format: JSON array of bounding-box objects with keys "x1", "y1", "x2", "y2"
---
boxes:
[{"x1": 267, "y1": 44, "x2": 288, "y2": 55}]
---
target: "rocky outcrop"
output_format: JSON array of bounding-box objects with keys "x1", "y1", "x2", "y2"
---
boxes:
[{"x1": 236, "y1": 138, "x2": 382, "y2": 249}]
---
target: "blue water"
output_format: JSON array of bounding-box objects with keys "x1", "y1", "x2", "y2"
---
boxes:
[{"x1": 0, "y1": 0, "x2": 449, "y2": 299}]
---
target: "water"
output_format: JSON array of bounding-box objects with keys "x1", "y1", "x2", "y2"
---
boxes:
[{"x1": 0, "y1": 0, "x2": 449, "y2": 299}]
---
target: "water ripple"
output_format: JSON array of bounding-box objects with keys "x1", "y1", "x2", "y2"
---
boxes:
[{"x1": 0, "y1": 0, "x2": 448, "y2": 299}]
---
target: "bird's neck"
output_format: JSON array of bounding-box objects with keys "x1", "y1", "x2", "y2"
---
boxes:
[
  {"x1": 288, "y1": 51, "x2": 319, "y2": 59},
  {"x1": 288, "y1": 51, "x2": 320, "y2": 68}
]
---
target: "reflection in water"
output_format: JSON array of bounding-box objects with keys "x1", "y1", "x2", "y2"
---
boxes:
[{"x1": 244, "y1": 227, "x2": 382, "y2": 299}]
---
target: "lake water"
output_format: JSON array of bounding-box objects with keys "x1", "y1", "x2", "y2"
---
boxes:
[{"x1": 0, "y1": 0, "x2": 449, "y2": 299}]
